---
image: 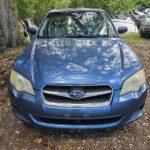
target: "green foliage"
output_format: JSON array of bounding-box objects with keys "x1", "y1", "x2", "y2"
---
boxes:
[
  {"x1": 106, "y1": 0, "x2": 136, "y2": 14},
  {"x1": 33, "y1": 0, "x2": 71, "y2": 24},
  {"x1": 13, "y1": 0, "x2": 37, "y2": 19},
  {"x1": 13, "y1": 0, "x2": 71, "y2": 24},
  {"x1": 136, "y1": 0, "x2": 150, "y2": 7},
  {"x1": 13, "y1": 0, "x2": 150, "y2": 25},
  {"x1": 70, "y1": 0, "x2": 136, "y2": 14}
]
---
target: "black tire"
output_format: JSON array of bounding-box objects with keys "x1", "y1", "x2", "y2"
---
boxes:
[
  {"x1": 0, "y1": 36, "x2": 5, "y2": 46},
  {"x1": 0, "y1": 30, "x2": 2, "y2": 36},
  {"x1": 139, "y1": 28, "x2": 146, "y2": 38},
  {"x1": 140, "y1": 32, "x2": 145, "y2": 38},
  {"x1": 0, "y1": 45, "x2": 6, "y2": 53}
]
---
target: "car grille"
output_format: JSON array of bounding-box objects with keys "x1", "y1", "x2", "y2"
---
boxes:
[{"x1": 42, "y1": 85, "x2": 113, "y2": 107}]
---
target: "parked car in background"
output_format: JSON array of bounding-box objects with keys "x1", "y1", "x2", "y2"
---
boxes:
[
  {"x1": 111, "y1": 14, "x2": 138, "y2": 33},
  {"x1": 145, "y1": 8, "x2": 150, "y2": 15},
  {"x1": 112, "y1": 18, "x2": 138, "y2": 33},
  {"x1": 9, "y1": 8, "x2": 147, "y2": 129},
  {"x1": 130, "y1": 8, "x2": 150, "y2": 37},
  {"x1": 130, "y1": 10, "x2": 144, "y2": 28},
  {"x1": 139, "y1": 9, "x2": 150, "y2": 37}
]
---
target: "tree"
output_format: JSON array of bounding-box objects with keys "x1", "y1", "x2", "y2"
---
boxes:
[
  {"x1": 0, "y1": 0, "x2": 18, "y2": 47},
  {"x1": 70, "y1": 0, "x2": 136, "y2": 14},
  {"x1": 14, "y1": 0, "x2": 148, "y2": 25},
  {"x1": 107, "y1": 0, "x2": 136, "y2": 14},
  {"x1": 13, "y1": 0, "x2": 37, "y2": 20},
  {"x1": 13, "y1": 0, "x2": 71, "y2": 24},
  {"x1": 136, "y1": 0, "x2": 150, "y2": 8},
  {"x1": 33, "y1": 0, "x2": 71, "y2": 24}
]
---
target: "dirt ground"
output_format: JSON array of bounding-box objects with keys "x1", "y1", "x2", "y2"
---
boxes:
[{"x1": 0, "y1": 40, "x2": 150, "y2": 150}]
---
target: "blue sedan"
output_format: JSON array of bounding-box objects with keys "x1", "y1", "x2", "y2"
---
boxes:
[{"x1": 8, "y1": 8, "x2": 147, "y2": 129}]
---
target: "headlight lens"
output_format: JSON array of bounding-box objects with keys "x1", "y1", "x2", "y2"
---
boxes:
[
  {"x1": 120, "y1": 69, "x2": 146, "y2": 95},
  {"x1": 10, "y1": 69, "x2": 35, "y2": 95}
]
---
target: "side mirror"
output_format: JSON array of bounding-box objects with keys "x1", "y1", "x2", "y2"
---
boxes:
[
  {"x1": 24, "y1": 30, "x2": 29, "y2": 37},
  {"x1": 118, "y1": 26, "x2": 128, "y2": 34},
  {"x1": 28, "y1": 27, "x2": 37, "y2": 35}
]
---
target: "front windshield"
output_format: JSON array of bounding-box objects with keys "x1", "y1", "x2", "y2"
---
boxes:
[
  {"x1": 145, "y1": 9, "x2": 150, "y2": 17},
  {"x1": 38, "y1": 11, "x2": 117, "y2": 38}
]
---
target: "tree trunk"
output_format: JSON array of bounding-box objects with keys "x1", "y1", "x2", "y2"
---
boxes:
[{"x1": 0, "y1": 0, "x2": 17, "y2": 47}]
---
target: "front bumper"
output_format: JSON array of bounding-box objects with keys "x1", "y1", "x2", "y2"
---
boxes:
[{"x1": 8, "y1": 83, "x2": 147, "y2": 129}]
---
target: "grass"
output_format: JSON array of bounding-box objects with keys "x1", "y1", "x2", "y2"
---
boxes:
[{"x1": 121, "y1": 33, "x2": 149, "y2": 44}]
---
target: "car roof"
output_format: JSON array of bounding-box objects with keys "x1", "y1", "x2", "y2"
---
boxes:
[{"x1": 48, "y1": 8, "x2": 105, "y2": 14}]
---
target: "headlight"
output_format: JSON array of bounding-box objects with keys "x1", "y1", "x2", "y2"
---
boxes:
[
  {"x1": 120, "y1": 69, "x2": 146, "y2": 95},
  {"x1": 10, "y1": 69, "x2": 35, "y2": 95}
]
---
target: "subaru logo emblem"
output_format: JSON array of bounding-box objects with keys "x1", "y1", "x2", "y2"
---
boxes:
[{"x1": 69, "y1": 90, "x2": 85, "y2": 100}]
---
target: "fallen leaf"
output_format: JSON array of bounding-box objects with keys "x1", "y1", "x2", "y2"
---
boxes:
[
  {"x1": 34, "y1": 138, "x2": 42, "y2": 144},
  {"x1": 15, "y1": 130, "x2": 20, "y2": 135}
]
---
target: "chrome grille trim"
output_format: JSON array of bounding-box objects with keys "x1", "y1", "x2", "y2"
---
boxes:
[
  {"x1": 42, "y1": 85, "x2": 113, "y2": 108},
  {"x1": 43, "y1": 101, "x2": 111, "y2": 107},
  {"x1": 43, "y1": 89, "x2": 112, "y2": 99}
]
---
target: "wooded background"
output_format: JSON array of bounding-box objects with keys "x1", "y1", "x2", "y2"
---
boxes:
[{"x1": 0, "y1": 0, "x2": 149, "y2": 48}]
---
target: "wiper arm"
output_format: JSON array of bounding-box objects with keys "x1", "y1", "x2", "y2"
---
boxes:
[
  {"x1": 87, "y1": 35, "x2": 117, "y2": 38},
  {"x1": 55, "y1": 34, "x2": 68, "y2": 38},
  {"x1": 38, "y1": 34, "x2": 117, "y2": 38},
  {"x1": 56, "y1": 34, "x2": 108, "y2": 38},
  {"x1": 78, "y1": 35, "x2": 110, "y2": 38},
  {"x1": 84, "y1": 35, "x2": 103, "y2": 38},
  {"x1": 37, "y1": 35, "x2": 54, "y2": 38},
  {"x1": 56, "y1": 34, "x2": 87, "y2": 38}
]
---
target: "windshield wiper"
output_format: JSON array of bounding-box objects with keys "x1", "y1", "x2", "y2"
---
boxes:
[
  {"x1": 55, "y1": 34, "x2": 88, "y2": 38},
  {"x1": 83, "y1": 35, "x2": 107, "y2": 38},
  {"x1": 37, "y1": 34, "x2": 117, "y2": 38},
  {"x1": 71, "y1": 35, "x2": 116, "y2": 38},
  {"x1": 56, "y1": 34, "x2": 112, "y2": 38},
  {"x1": 37, "y1": 35, "x2": 54, "y2": 38}
]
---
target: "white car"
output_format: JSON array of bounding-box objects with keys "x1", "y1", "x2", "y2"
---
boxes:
[{"x1": 112, "y1": 18, "x2": 138, "y2": 33}]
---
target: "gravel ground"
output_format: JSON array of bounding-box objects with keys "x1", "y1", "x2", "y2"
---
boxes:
[{"x1": 0, "y1": 40, "x2": 150, "y2": 150}]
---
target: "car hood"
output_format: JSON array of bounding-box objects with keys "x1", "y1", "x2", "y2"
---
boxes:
[{"x1": 14, "y1": 38, "x2": 141, "y2": 90}]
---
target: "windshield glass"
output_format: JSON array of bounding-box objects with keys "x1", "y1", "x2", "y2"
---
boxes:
[
  {"x1": 38, "y1": 11, "x2": 117, "y2": 38},
  {"x1": 145, "y1": 9, "x2": 150, "y2": 17}
]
